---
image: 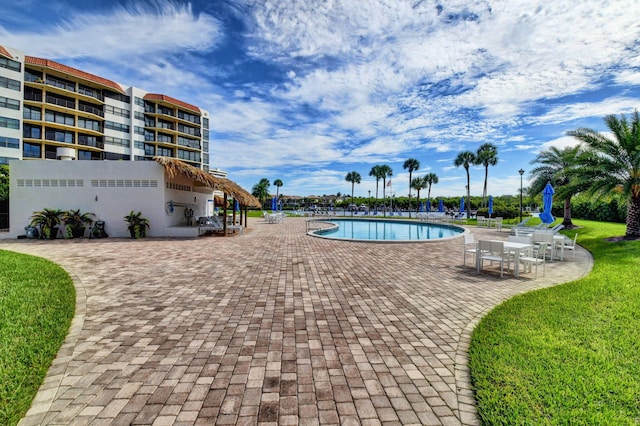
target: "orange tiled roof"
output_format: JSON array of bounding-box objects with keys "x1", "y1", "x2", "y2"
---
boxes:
[
  {"x1": 0, "y1": 46, "x2": 14, "y2": 60},
  {"x1": 25, "y1": 56, "x2": 125, "y2": 94},
  {"x1": 144, "y1": 93, "x2": 201, "y2": 115}
]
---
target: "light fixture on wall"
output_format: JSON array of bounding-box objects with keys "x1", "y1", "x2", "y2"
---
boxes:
[
  {"x1": 95, "y1": 195, "x2": 98, "y2": 202},
  {"x1": 194, "y1": 196, "x2": 197, "y2": 203}
]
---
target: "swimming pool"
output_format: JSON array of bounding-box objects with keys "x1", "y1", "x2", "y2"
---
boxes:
[{"x1": 308, "y1": 219, "x2": 464, "y2": 242}]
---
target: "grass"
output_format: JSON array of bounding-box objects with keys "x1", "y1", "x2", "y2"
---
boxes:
[
  {"x1": 469, "y1": 220, "x2": 640, "y2": 424},
  {"x1": 0, "y1": 250, "x2": 75, "y2": 426}
]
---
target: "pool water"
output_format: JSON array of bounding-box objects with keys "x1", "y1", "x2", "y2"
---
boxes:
[{"x1": 310, "y1": 219, "x2": 463, "y2": 242}]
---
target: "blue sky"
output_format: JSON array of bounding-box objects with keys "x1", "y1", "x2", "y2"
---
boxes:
[{"x1": 2, "y1": 0, "x2": 639, "y2": 198}]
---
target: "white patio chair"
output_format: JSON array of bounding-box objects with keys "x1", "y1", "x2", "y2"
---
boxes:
[
  {"x1": 532, "y1": 231, "x2": 556, "y2": 261},
  {"x1": 558, "y1": 233, "x2": 578, "y2": 260},
  {"x1": 519, "y1": 242, "x2": 547, "y2": 278},
  {"x1": 477, "y1": 240, "x2": 508, "y2": 277},
  {"x1": 463, "y1": 233, "x2": 477, "y2": 267}
]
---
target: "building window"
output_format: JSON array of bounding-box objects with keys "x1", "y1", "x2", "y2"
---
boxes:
[
  {"x1": 103, "y1": 90, "x2": 131, "y2": 103},
  {"x1": 23, "y1": 124, "x2": 42, "y2": 139},
  {"x1": 177, "y1": 110, "x2": 200, "y2": 124},
  {"x1": 157, "y1": 133, "x2": 173, "y2": 143},
  {"x1": 105, "y1": 104, "x2": 131, "y2": 118},
  {"x1": 24, "y1": 106, "x2": 42, "y2": 120},
  {"x1": 134, "y1": 126, "x2": 145, "y2": 135},
  {"x1": 203, "y1": 141, "x2": 208, "y2": 152},
  {"x1": 134, "y1": 97, "x2": 145, "y2": 107},
  {"x1": 203, "y1": 117, "x2": 209, "y2": 129},
  {"x1": 177, "y1": 135, "x2": 200, "y2": 149},
  {"x1": 45, "y1": 128, "x2": 74, "y2": 143},
  {"x1": 104, "y1": 136, "x2": 130, "y2": 147},
  {"x1": 0, "y1": 116, "x2": 19, "y2": 129},
  {"x1": 78, "y1": 84, "x2": 103, "y2": 101},
  {"x1": 78, "y1": 134, "x2": 103, "y2": 148},
  {"x1": 45, "y1": 109, "x2": 75, "y2": 126},
  {"x1": 0, "y1": 57, "x2": 21, "y2": 72},
  {"x1": 0, "y1": 136, "x2": 20, "y2": 149},
  {"x1": 78, "y1": 101, "x2": 104, "y2": 117},
  {"x1": 178, "y1": 123, "x2": 200, "y2": 137},
  {"x1": 134, "y1": 111, "x2": 145, "y2": 120},
  {"x1": 1, "y1": 156, "x2": 20, "y2": 164},
  {"x1": 0, "y1": 75, "x2": 20, "y2": 91},
  {"x1": 157, "y1": 146, "x2": 172, "y2": 157},
  {"x1": 24, "y1": 87, "x2": 42, "y2": 102},
  {"x1": 78, "y1": 117, "x2": 102, "y2": 132},
  {"x1": 158, "y1": 105, "x2": 174, "y2": 117},
  {"x1": 46, "y1": 93, "x2": 75, "y2": 109},
  {"x1": 144, "y1": 143, "x2": 155, "y2": 156},
  {"x1": 104, "y1": 120, "x2": 130, "y2": 133},
  {"x1": 178, "y1": 149, "x2": 201, "y2": 162},
  {"x1": 46, "y1": 75, "x2": 75, "y2": 92},
  {"x1": 104, "y1": 152, "x2": 130, "y2": 160},
  {"x1": 0, "y1": 95, "x2": 20, "y2": 110},
  {"x1": 23, "y1": 142, "x2": 41, "y2": 158},
  {"x1": 78, "y1": 150, "x2": 103, "y2": 160},
  {"x1": 203, "y1": 129, "x2": 209, "y2": 141}
]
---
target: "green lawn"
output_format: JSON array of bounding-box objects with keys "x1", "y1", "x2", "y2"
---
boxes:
[
  {"x1": 0, "y1": 250, "x2": 75, "y2": 426},
  {"x1": 469, "y1": 220, "x2": 640, "y2": 424}
]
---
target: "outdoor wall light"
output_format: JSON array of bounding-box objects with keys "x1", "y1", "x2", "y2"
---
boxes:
[{"x1": 95, "y1": 195, "x2": 98, "y2": 202}]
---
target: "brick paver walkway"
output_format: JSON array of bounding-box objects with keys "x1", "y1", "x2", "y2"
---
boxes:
[{"x1": 1, "y1": 218, "x2": 592, "y2": 425}]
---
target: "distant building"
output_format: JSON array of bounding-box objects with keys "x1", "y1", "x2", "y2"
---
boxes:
[{"x1": 0, "y1": 45, "x2": 210, "y2": 170}]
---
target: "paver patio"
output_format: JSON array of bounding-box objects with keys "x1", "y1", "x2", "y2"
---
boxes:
[{"x1": 1, "y1": 217, "x2": 592, "y2": 425}]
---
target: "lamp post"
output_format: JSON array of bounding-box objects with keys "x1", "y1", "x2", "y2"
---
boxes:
[
  {"x1": 368, "y1": 190, "x2": 371, "y2": 212},
  {"x1": 518, "y1": 168, "x2": 525, "y2": 223}
]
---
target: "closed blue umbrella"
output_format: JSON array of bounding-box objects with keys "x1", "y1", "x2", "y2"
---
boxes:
[
  {"x1": 426, "y1": 198, "x2": 430, "y2": 212},
  {"x1": 460, "y1": 197, "x2": 465, "y2": 215},
  {"x1": 234, "y1": 199, "x2": 239, "y2": 212},
  {"x1": 488, "y1": 196, "x2": 493, "y2": 217},
  {"x1": 438, "y1": 199, "x2": 444, "y2": 213},
  {"x1": 419, "y1": 202, "x2": 424, "y2": 212},
  {"x1": 271, "y1": 196, "x2": 277, "y2": 211},
  {"x1": 539, "y1": 182, "x2": 555, "y2": 224}
]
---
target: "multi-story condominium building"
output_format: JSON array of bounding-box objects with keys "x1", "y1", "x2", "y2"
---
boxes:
[{"x1": 0, "y1": 45, "x2": 211, "y2": 171}]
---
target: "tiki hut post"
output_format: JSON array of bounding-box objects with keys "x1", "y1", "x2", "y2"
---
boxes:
[{"x1": 223, "y1": 193, "x2": 228, "y2": 235}]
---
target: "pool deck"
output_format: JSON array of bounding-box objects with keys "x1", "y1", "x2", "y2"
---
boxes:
[{"x1": 1, "y1": 217, "x2": 592, "y2": 425}]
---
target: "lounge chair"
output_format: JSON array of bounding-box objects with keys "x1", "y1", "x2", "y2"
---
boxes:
[
  {"x1": 557, "y1": 233, "x2": 578, "y2": 260},
  {"x1": 509, "y1": 217, "x2": 532, "y2": 235}
]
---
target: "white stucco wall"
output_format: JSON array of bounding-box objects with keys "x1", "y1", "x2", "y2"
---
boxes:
[{"x1": 6, "y1": 160, "x2": 210, "y2": 239}]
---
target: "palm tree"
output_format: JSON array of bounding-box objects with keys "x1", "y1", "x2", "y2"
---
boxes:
[
  {"x1": 273, "y1": 179, "x2": 283, "y2": 204},
  {"x1": 345, "y1": 171, "x2": 362, "y2": 216},
  {"x1": 411, "y1": 176, "x2": 428, "y2": 213},
  {"x1": 369, "y1": 165, "x2": 383, "y2": 213},
  {"x1": 475, "y1": 143, "x2": 498, "y2": 208},
  {"x1": 454, "y1": 151, "x2": 476, "y2": 218},
  {"x1": 252, "y1": 178, "x2": 270, "y2": 210},
  {"x1": 379, "y1": 164, "x2": 393, "y2": 216},
  {"x1": 529, "y1": 145, "x2": 582, "y2": 228},
  {"x1": 403, "y1": 158, "x2": 420, "y2": 218},
  {"x1": 425, "y1": 172, "x2": 439, "y2": 209},
  {"x1": 568, "y1": 111, "x2": 640, "y2": 238}
]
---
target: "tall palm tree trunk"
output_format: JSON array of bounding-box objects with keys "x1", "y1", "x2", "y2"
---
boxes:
[
  {"x1": 626, "y1": 196, "x2": 640, "y2": 238},
  {"x1": 563, "y1": 197, "x2": 574, "y2": 227},
  {"x1": 482, "y1": 167, "x2": 489, "y2": 208},
  {"x1": 375, "y1": 181, "x2": 379, "y2": 214}
]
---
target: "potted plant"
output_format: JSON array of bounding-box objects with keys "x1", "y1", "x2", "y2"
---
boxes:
[
  {"x1": 29, "y1": 208, "x2": 63, "y2": 239},
  {"x1": 62, "y1": 209, "x2": 94, "y2": 238},
  {"x1": 124, "y1": 210, "x2": 150, "y2": 239}
]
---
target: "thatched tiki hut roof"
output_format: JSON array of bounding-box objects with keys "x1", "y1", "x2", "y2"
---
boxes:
[{"x1": 153, "y1": 157, "x2": 260, "y2": 207}]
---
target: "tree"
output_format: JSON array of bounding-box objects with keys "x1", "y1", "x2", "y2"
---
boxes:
[
  {"x1": 379, "y1": 164, "x2": 393, "y2": 216},
  {"x1": 369, "y1": 165, "x2": 384, "y2": 213},
  {"x1": 273, "y1": 179, "x2": 283, "y2": 202},
  {"x1": 411, "y1": 176, "x2": 428, "y2": 212},
  {"x1": 251, "y1": 178, "x2": 270, "y2": 210},
  {"x1": 0, "y1": 164, "x2": 8, "y2": 202},
  {"x1": 425, "y1": 172, "x2": 439, "y2": 208},
  {"x1": 403, "y1": 158, "x2": 420, "y2": 218},
  {"x1": 454, "y1": 151, "x2": 476, "y2": 218},
  {"x1": 345, "y1": 171, "x2": 362, "y2": 216},
  {"x1": 568, "y1": 110, "x2": 640, "y2": 238},
  {"x1": 529, "y1": 145, "x2": 582, "y2": 228},
  {"x1": 475, "y1": 143, "x2": 498, "y2": 208}
]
